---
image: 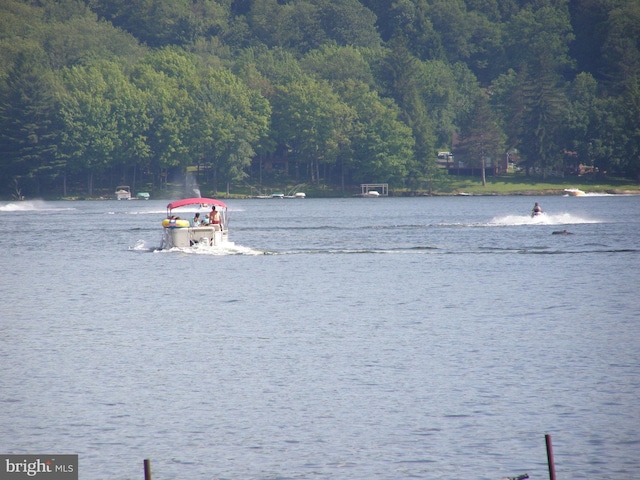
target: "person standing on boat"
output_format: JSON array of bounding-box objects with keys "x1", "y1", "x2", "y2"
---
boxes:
[
  {"x1": 209, "y1": 206, "x2": 221, "y2": 228},
  {"x1": 532, "y1": 202, "x2": 542, "y2": 216}
]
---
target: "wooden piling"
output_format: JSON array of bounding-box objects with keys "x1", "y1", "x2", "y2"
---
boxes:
[
  {"x1": 144, "y1": 459, "x2": 151, "y2": 480},
  {"x1": 545, "y1": 434, "x2": 556, "y2": 480}
]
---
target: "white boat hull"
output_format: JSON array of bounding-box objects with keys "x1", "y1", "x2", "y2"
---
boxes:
[
  {"x1": 115, "y1": 186, "x2": 132, "y2": 200},
  {"x1": 161, "y1": 225, "x2": 228, "y2": 249}
]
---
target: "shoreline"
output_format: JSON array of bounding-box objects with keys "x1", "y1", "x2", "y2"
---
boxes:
[
  {"x1": 3, "y1": 183, "x2": 639, "y2": 202},
  {"x1": 3, "y1": 190, "x2": 639, "y2": 202}
]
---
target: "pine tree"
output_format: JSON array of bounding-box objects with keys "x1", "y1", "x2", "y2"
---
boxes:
[{"x1": 456, "y1": 92, "x2": 505, "y2": 186}]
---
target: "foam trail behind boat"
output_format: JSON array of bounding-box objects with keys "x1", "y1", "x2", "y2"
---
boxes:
[{"x1": 490, "y1": 213, "x2": 600, "y2": 226}]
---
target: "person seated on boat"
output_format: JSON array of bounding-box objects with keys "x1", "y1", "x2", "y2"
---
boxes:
[
  {"x1": 165, "y1": 215, "x2": 181, "y2": 226},
  {"x1": 209, "y1": 206, "x2": 221, "y2": 228},
  {"x1": 193, "y1": 212, "x2": 201, "y2": 226},
  {"x1": 532, "y1": 202, "x2": 542, "y2": 216}
]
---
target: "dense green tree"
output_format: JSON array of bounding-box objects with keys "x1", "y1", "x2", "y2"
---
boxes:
[
  {"x1": 235, "y1": 46, "x2": 304, "y2": 90},
  {"x1": 562, "y1": 72, "x2": 599, "y2": 173},
  {"x1": 377, "y1": 38, "x2": 477, "y2": 188},
  {"x1": 620, "y1": 76, "x2": 640, "y2": 181},
  {"x1": 568, "y1": 0, "x2": 613, "y2": 83},
  {"x1": 191, "y1": 67, "x2": 270, "y2": 192},
  {"x1": 503, "y1": 0, "x2": 575, "y2": 74},
  {"x1": 3, "y1": 0, "x2": 640, "y2": 198},
  {"x1": 90, "y1": 0, "x2": 231, "y2": 47},
  {"x1": 300, "y1": 45, "x2": 415, "y2": 187},
  {"x1": 271, "y1": 76, "x2": 354, "y2": 185},
  {"x1": 247, "y1": 0, "x2": 321, "y2": 52},
  {"x1": 300, "y1": 44, "x2": 376, "y2": 89},
  {"x1": 518, "y1": 70, "x2": 569, "y2": 177},
  {"x1": 247, "y1": 0, "x2": 380, "y2": 54},
  {"x1": 130, "y1": 49, "x2": 198, "y2": 189},
  {"x1": 362, "y1": 0, "x2": 442, "y2": 60},
  {"x1": 600, "y1": 1, "x2": 640, "y2": 94},
  {"x1": 314, "y1": 0, "x2": 381, "y2": 49},
  {"x1": 340, "y1": 81, "x2": 415, "y2": 187},
  {"x1": 462, "y1": 10, "x2": 504, "y2": 83},
  {"x1": 466, "y1": 0, "x2": 517, "y2": 22},
  {"x1": 58, "y1": 61, "x2": 122, "y2": 196},
  {"x1": 30, "y1": 0, "x2": 91, "y2": 22},
  {"x1": 358, "y1": 0, "x2": 394, "y2": 39},
  {"x1": 455, "y1": 91, "x2": 506, "y2": 185},
  {"x1": 364, "y1": 0, "x2": 504, "y2": 83},
  {"x1": 378, "y1": 38, "x2": 436, "y2": 189},
  {"x1": 421, "y1": 60, "x2": 478, "y2": 150},
  {"x1": 0, "y1": 2, "x2": 43, "y2": 95},
  {"x1": 104, "y1": 63, "x2": 152, "y2": 190},
  {"x1": 0, "y1": 1, "x2": 42, "y2": 46},
  {"x1": 608, "y1": 75, "x2": 640, "y2": 178},
  {"x1": 427, "y1": 0, "x2": 476, "y2": 63},
  {"x1": 43, "y1": 15, "x2": 145, "y2": 70},
  {"x1": 494, "y1": 1, "x2": 575, "y2": 177},
  {"x1": 489, "y1": 67, "x2": 525, "y2": 153},
  {"x1": 0, "y1": 46, "x2": 62, "y2": 196}
]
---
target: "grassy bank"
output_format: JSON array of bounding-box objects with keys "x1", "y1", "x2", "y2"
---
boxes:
[
  {"x1": 426, "y1": 174, "x2": 640, "y2": 196},
  {"x1": 271, "y1": 174, "x2": 640, "y2": 198},
  {"x1": 221, "y1": 174, "x2": 639, "y2": 199},
  {"x1": 24, "y1": 173, "x2": 638, "y2": 201}
]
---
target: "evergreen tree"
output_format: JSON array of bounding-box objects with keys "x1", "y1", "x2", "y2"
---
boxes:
[
  {"x1": 456, "y1": 92, "x2": 505, "y2": 186},
  {"x1": 0, "y1": 48, "x2": 61, "y2": 196},
  {"x1": 379, "y1": 37, "x2": 435, "y2": 189},
  {"x1": 518, "y1": 69, "x2": 568, "y2": 177}
]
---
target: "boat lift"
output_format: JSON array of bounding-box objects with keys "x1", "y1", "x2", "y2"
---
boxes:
[{"x1": 360, "y1": 183, "x2": 388, "y2": 197}]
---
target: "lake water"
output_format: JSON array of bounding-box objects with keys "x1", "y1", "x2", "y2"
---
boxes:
[{"x1": 1, "y1": 194, "x2": 639, "y2": 480}]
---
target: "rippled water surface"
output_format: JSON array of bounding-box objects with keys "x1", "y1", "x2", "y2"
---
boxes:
[{"x1": 1, "y1": 194, "x2": 639, "y2": 480}]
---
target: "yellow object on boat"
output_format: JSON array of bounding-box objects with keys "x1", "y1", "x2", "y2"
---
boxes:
[{"x1": 162, "y1": 218, "x2": 190, "y2": 228}]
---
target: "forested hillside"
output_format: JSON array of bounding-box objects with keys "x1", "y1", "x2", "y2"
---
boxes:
[{"x1": 1, "y1": 0, "x2": 639, "y2": 198}]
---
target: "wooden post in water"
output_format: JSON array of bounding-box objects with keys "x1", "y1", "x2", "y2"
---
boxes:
[
  {"x1": 144, "y1": 459, "x2": 152, "y2": 480},
  {"x1": 545, "y1": 434, "x2": 556, "y2": 480}
]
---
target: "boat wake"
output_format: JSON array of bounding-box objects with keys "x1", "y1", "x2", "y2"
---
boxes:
[
  {"x1": 489, "y1": 212, "x2": 600, "y2": 226},
  {"x1": 129, "y1": 240, "x2": 155, "y2": 251},
  {"x1": 0, "y1": 200, "x2": 75, "y2": 213},
  {"x1": 263, "y1": 245, "x2": 638, "y2": 255},
  {"x1": 150, "y1": 242, "x2": 264, "y2": 256},
  {"x1": 108, "y1": 209, "x2": 167, "y2": 215}
]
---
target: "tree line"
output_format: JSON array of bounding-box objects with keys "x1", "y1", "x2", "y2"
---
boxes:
[{"x1": 1, "y1": 0, "x2": 639, "y2": 198}]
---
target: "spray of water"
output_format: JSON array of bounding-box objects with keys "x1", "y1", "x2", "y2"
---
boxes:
[
  {"x1": 0, "y1": 200, "x2": 75, "y2": 212},
  {"x1": 152, "y1": 242, "x2": 264, "y2": 256},
  {"x1": 489, "y1": 212, "x2": 601, "y2": 226}
]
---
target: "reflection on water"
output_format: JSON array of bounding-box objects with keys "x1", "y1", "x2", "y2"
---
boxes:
[{"x1": 1, "y1": 196, "x2": 639, "y2": 480}]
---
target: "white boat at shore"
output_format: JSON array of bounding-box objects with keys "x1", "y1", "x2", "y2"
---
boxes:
[
  {"x1": 160, "y1": 197, "x2": 230, "y2": 249},
  {"x1": 356, "y1": 183, "x2": 388, "y2": 197},
  {"x1": 115, "y1": 186, "x2": 131, "y2": 200},
  {"x1": 255, "y1": 191, "x2": 306, "y2": 199},
  {"x1": 253, "y1": 184, "x2": 306, "y2": 199},
  {"x1": 362, "y1": 190, "x2": 380, "y2": 197},
  {"x1": 564, "y1": 188, "x2": 586, "y2": 196}
]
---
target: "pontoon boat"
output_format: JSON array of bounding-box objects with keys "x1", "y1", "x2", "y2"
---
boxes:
[
  {"x1": 160, "y1": 198, "x2": 229, "y2": 249},
  {"x1": 115, "y1": 186, "x2": 132, "y2": 200}
]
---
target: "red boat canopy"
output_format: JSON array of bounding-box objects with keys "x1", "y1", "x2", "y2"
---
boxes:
[{"x1": 167, "y1": 197, "x2": 228, "y2": 212}]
